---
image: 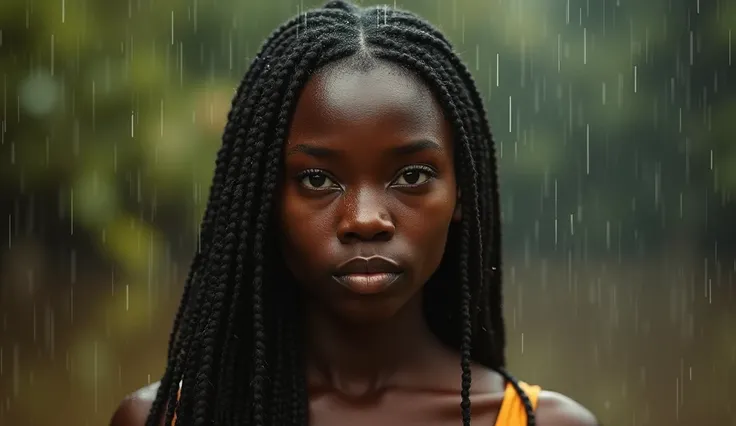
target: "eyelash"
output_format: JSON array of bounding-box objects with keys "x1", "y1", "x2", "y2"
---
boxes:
[
  {"x1": 392, "y1": 165, "x2": 437, "y2": 187},
  {"x1": 296, "y1": 168, "x2": 340, "y2": 191},
  {"x1": 295, "y1": 165, "x2": 437, "y2": 191}
]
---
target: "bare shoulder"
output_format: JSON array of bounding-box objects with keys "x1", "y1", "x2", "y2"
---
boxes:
[
  {"x1": 109, "y1": 382, "x2": 161, "y2": 426},
  {"x1": 535, "y1": 390, "x2": 599, "y2": 426}
]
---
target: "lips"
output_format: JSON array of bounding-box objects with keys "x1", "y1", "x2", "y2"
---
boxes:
[
  {"x1": 334, "y1": 256, "x2": 403, "y2": 275},
  {"x1": 332, "y1": 256, "x2": 403, "y2": 295}
]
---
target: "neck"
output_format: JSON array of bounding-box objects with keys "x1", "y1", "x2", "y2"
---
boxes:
[{"x1": 304, "y1": 292, "x2": 437, "y2": 395}]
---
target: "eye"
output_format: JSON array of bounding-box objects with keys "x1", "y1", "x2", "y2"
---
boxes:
[
  {"x1": 391, "y1": 166, "x2": 436, "y2": 187},
  {"x1": 298, "y1": 169, "x2": 339, "y2": 191}
]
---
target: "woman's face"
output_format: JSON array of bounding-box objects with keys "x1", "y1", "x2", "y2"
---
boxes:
[{"x1": 279, "y1": 56, "x2": 458, "y2": 324}]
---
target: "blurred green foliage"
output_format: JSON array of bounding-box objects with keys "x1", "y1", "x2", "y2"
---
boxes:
[{"x1": 2, "y1": 0, "x2": 733, "y2": 267}]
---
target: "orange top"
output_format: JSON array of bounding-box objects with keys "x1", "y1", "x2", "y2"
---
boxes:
[
  {"x1": 494, "y1": 381, "x2": 541, "y2": 426},
  {"x1": 171, "y1": 380, "x2": 540, "y2": 426}
]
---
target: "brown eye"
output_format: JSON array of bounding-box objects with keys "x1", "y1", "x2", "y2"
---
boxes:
[
  {"x1": 299, "y1": 171, "x2": 338, "y2": 190},
  {"x1": 399, "y1": 170, "x2": 422, "y2": 185},
  {"x1": 392, "y1": 166, "x2": 435, "y2": 187}
]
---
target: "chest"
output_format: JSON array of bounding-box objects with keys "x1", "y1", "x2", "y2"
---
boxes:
[{"x1": 309, "y1": 390, "x2": 502, "y2": 426}]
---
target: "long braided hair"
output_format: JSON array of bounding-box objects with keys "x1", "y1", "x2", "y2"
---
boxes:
[{"x1": 145, "y1": 1, "x2": 535, "y2": 425}]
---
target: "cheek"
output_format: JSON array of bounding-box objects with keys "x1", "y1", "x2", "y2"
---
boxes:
[
  {"x1": 279, "y1": 191, "x2": 333, "y2": 270},
  {"x1": 402, "y1": 185, "x2": 457, "y2": 269}
]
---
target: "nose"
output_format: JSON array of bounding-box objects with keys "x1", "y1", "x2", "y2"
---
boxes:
[{"x1": 337, "y1": 187, "x2": 395, "y2": 244}]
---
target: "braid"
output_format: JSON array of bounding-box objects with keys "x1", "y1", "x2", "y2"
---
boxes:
[
  {"x1": 144, "y1": 37, "x2": 261, "y2": 425},
  {"x1": 497, "y1": 368, "x2": 537, "y2": 426},
  {"x1": 150, "y1": 1, "x2": 528, "y2": 425},
  {"x1": 219, "y1": 15, "x2": 359, "y2": 421},
  {"x1": 250, "y1": 35, "x2": 358, "y2": 426},
  {"x1": 366, "y1": 36, "x2": 481, "y2": 425},
  {"x1": 373, "y1": 28, "x2": 505, "y2": 367},
  {"x1": 459, "y1": 226, "x2": 474, "y2": 426},
  {"x1": 379, "y1": 19, "x2": 504, "y2": 327}
]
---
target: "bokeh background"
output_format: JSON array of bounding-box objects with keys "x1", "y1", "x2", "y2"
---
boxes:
[{"x1": 0, "y1": 0, "x2": 734, "y2": 425}]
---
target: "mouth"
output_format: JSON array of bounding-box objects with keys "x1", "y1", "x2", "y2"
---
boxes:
[{"x1": 332, "y1": 256, "x2": 404, "y2": 295}]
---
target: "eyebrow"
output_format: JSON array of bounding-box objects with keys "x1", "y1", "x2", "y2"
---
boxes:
[
  {"x1": 287, "y1": 144, "x2": 336, "y2": 158},
  {"x1": 391, "y1": 139, "x2": 443, "y2": 156},
  {"x1": 286, "y1": 139, "x2": 443, "y2": 158}
]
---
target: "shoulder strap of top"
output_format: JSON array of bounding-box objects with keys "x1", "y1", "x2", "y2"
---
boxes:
[{"x1": 494, "y1": 381, "x2": 541, "y2": 426}]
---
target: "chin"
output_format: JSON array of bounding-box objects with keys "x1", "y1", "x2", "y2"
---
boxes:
[{"x1": 328, "y1": 297, "x2": 408, "y2": 325}]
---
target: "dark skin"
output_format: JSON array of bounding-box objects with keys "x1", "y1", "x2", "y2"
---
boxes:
[{"x1": 110, "y1": 57, "x2": 598, "y2": 426}]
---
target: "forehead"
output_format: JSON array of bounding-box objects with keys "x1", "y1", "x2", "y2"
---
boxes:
[{"x1": 288, "y1": 56, "x2": 450, "y2": 143}]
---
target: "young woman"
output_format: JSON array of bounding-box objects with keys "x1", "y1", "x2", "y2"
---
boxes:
[{"x1": 110, "y1": 1, "x2": 599, "y2": 425}]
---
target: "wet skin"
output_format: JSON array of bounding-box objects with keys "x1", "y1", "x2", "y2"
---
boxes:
[{"x1": 110, "y1": 57, "x2": 598, "y2": 426}]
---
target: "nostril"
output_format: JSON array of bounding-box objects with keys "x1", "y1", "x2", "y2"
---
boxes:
[
  {"x1": 336, "y1": 190, "x2": 395, "y2": 243},
  {"x1": 341, "y1": 228, "x2": 393, "y2": 243},
  {"x1": 372, "y1": 230, "x2": 393, "y2": 242}
]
